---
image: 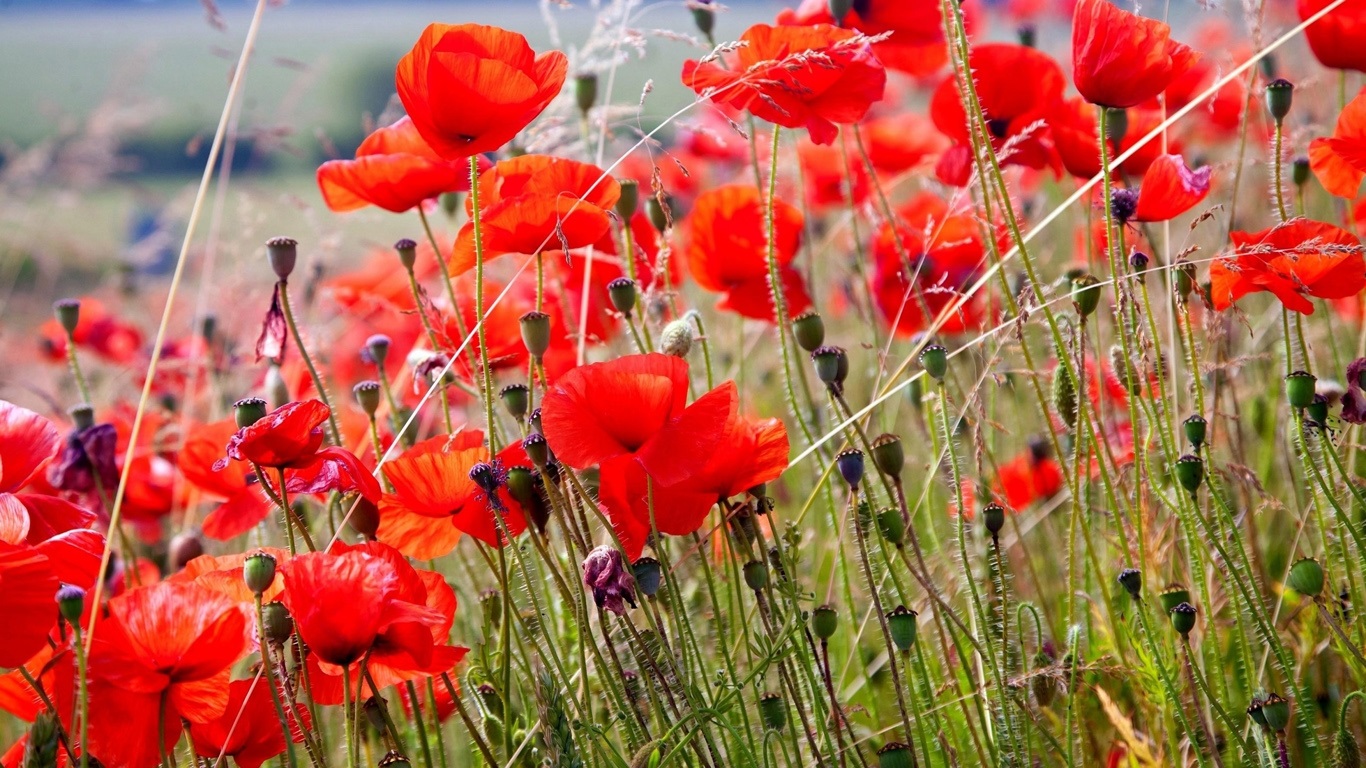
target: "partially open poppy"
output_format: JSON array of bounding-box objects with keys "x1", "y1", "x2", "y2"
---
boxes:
[
  {"x1": 189, "y1": 678, "x2": 309, "y2": 768},
  {"x1": 1071, "y1": 0, "x2": 1199, "y2": 109},
  {"x1": 1210, "y1": 219, "x2": 1366, "y2": 315},
  {"x1": 1299, "y1": 0, "x2": 1366, "y2": 73},
  {"x1": 396, "y1": 23, "x2": 568, "y2": 159},
  {"x1": 1108, "y1": 154, "x2": 1212, "y2": 225},
  {"x1": 681, "y1": 23, "x2": 886, "y2": 145},
  {"x1": 317, "y1": 117, "x2": 476, "y2": 213},
  {"x1": 1308, "y1": 89, "x2": 1366, "y2": 199},
  {"x1": 684, "y1": 185, "x2": 811, "y2": 321}
]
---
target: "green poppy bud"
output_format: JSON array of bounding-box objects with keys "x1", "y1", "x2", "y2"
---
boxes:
[
  {"x1": 243, "y1": 551, "x2": 277, "y2": 596},
  {"x1": 616, "y1": 179, "x2": 639, "y2": 219},
  {"x1": 743, "y1": 560, "x2": 769, "y2": 591},
  {"x1": 1265, "y1": 79, "x2": 1294, "y2": 124},
  {"x1": 1053, "y1": 363, "x2": 1078, "y2": 428},
  {"x1": 920, "y1": 344, "x2": 948, "y2": 381},
  {"x1": 1159, "y1": 583, "x2": 1191, "y2": 614},
  {"x1": 758, "y1": 692, "x2": 787, "y2": 731},
  {"x1": 647, "y1": 193, "x2": 672, "y2": 233},
  {"x1": 574, "y1": 73, "x2": 598, "y2": 117},
  {"x1": 1174, "y1": 261, "x2": 1196, "y2": 298},
  {"x1": 1071, "y1": 273, "x2": 1102, "y2": 318},
  {"x1": 1335, "y1": 725, "x2": 1361, "y2": 768},
  {"x1": 234, "y1": 397, "x2": 268, "y2": 429},
  {"x1": 1261, "y1": 692, "x2": 1291, "y2": 732},
  {"x1": 791, "y1": 310, "x2": 826, "y2": 352},
  {"x1": 608, "y1": 277, "x2": 637, "y2": 315},
  {"x1": 1183, "y1": 414, "x2": 1207, "y2": 449},
  {"x1": 261, "y1": 601, "x2": 294, "y2": 645},
  {"x1": 691, "y1": 1, "x2": 716, "y2": 40},
  {"x1": 1286, "y1": 370, "x2": 1317, "y2": 409},
  {"x1": 354, "y1": 380, "x2": 382, "y2": 417},
  {"x1": 812, "y1": 345, "x2": 849, "y2": 393},
  {"x1": 811, "y1": 604, "x2": 839, "y2": 640},
  {"x1": 266, "y1": 236, "x2": 297, "y2": 281},
  {"x1": 887, "y1": 605, "x2": 918, "y2": 651},
  {"x1": 1292, "y1": 156, "x2": 1311, "y2": 187},
  {"x1": 56, "y1": 584, "x2": 85, "y2": 625},
  {"x1": 1169, "y1": 601, "x2": 1197, "y2": 637},
  {"x1": 1031, "y1": 651, "x2": 1056, "y2": 706},
  {"x1": 520, "y1": 311, "x2": 552, "y2": 358},
  {"x1": 1287, "y1": 557, "x2": 1325, "y2": 598}
]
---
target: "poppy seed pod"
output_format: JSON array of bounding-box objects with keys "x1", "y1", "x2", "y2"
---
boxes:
[
  {"x1": 499, "y1": 384, "x2": 530, "y2": 420},
  {"x1": 266, "y1": 236, "x2": 298, "y2": 281},
  {"x1": 1287, "y1": 557, "x2": 1325, "y2": 598},
  {"x1": 835, "y1": 449, "x2": 865, "y2": 490},
  {"x1": 1104, "y1": 108, "x2": 1128, "y2": 146},
  {"x1": 1183, "y1": 414, "x2": 1207, "y2": 449},
  {"x1": 69, "y1": 404, "x2": 95, "y2": 431},
  {"x1": 261, "y1": 601, "x2": 294, "y2": 645},
  {"x1": 877, "y1": 507, "x2": 906, "y2": 547},
  {"x1": 505, "y1": 465, "x2": 537, "y2": 505},
  {"x1": 1292, "y1": 156, "x2": 1311, "y2": 187},
  {"x1": 983, "y1": 502, "x2": 1006, "y2": 539},
  {"x1": 528, "y1": 407, "x2": 543, "y2": 434},
  {"x1": 887, "y1": 605, "x2": 919, "y2": 651},
  {"x1": 1128, "y1": 250, "x2": 1150, "y2": 272},
  {"x1": 1071, "y1": 273, "x2": 1102, "y2": 318},
  {"x1": 647, "y1": 193, "x2": 672, "y2": 233},
  {"x1": 55, "y1": 584, "x2": 85, "y2": 624},
  {"x1": 812, "y1": 604, "x2": 839, "y2": 640},
  {"x1": 660, "y1": 317, "x2": 695, "y2": 358},
  {"x1": 1159, "y1": 583, "x2": 1191, "y2": 614},
  {"x1": 53, "y1": 299, "x2": 81, "y2": 336},
  {"x1": 243, "y1": 552, "x2": 278, "y2": 596},
  {"x1": 233, "y1": 397, "x2": 269, "y2": 429},
  {"x1": 1308, "y1": 394, "x2": 1329, "y2": 427},
  {"x1": 520, "y1": 311, "x2": 552, "y2": 358},
  {"x1": 616, "y1": 179, "x2": 639, "y2": 219},
  {"x1": 871, "y1": 433, "x2": 905, "y2": 478},
  {"x1": 168, "y1": 531, "x2": 204, "y2": 572},
  {"x1": 791, "y1": 310, "x2": 826, "y2": 352},
  {"x1": 1261, "y1": 692, "x2": 1291, "y2": 732},
  {"x1": 877, "y1": 742, "x2": 914, "y2": 768},
  {"x1": 1248, "y1": 693, "x2": 1270, "y2": 729},
  {"x1": 1286, "y1": 370, "x2": 1317, "y2": 409},
  {"x1": 1018, "y1": 24, "x2": 1037, "y2": 47},
  {"x1": 607, "y1": 278, "x2": 637, "y2": 315},
  {"x1": 1169, "y1": 601, "x2": 1197, "y2": 637},
  {"x1": 758, "y1": 692, "x2": 788, "y2": 731},
  {"x1": 394, "y1": 238, "x2": 418, "y2": 270},
  {"x1": 690, "y1": 0, "x2": 715, "y2": 40},
  {"x1": 1173, "y1": 454, "x2": 1204, "y2": 493},
  {"x1": 632, "y1": 557, "x2": 662, "y2": 597},
  {"x1": 1265, "y1": 79, "x2": 1294, "y2": 124},
  {"x1": 743, "y1": 560, "x2": 769, "y2": 591},
  {"x1": 365, "y1": 334, "x2": 391, "y2": 368},
  {"x1": 354, "y1": 381, "x2": 382, "y2": 417},
  {"x1": 1117, "y1": 568, "x2": 1142, "y2": 600},
  {"x1": 574, "y1": 73, "x2": 597, "y2": 117},
  {"x1": 812, "y1": 346, "x2": 849, "y2": 393},
  {"x1": 920, "y1": 344, "x2": 948, "y2": 381}
]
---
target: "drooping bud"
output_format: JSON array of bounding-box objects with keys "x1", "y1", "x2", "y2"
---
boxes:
[
  {"x1": 660, "y1": 317, "x2": 695, "y2": 358},
  {"x1": 261, "y1": 601, "x2": 294, "y2": 645},
  {"x1": 812, "y1": 345, "x2": 849, "y2": 394},
  {"x1": 1173, "y1": 454, "x2": 1204, "y2": 494},
  {"x1": 633, "y1": 557, "x2": 662, "y2": 597},
  {"x1": 1335, "y1": 724, "x2": 1361, "y2": 768},
  {"x1": 616, "y1": 179, "x2": 639, "y2": 219},
  {"x1": 1287, "y1": 557, "x2": 1325, "y2": 598},
  {"x1": 56, "y1": 584, "x2": 85, "y2": 624},
  {"x1": 266, "y1": 236, "x2": 298, "y2": 281},
  {"x1": 1117, "y1": 568, "x2": 1142, "y2": 600},
  {"x1": 607, "y1": 277, "x2": 637, "y2": 315},
  {"x1": 354, "y1": 380, "x2": 382, "y2": 417},
  {"x1": 1159, "y1": 583, "x2": 1191, "y2": 614},
  {"x1": 499, "y1": 384, "x2": 530, "y2": 421},
  {"x1": 53, "y1": 299, "x2": 81, "y2": 336},
  {"x1": 1169, "y1": 601, "x2": 1197, "y2": 637},
  {"x1": 743, "y1": 560, "x2": 769, "y2": 591},
  {"x1": 758, "y1": 692, "x2": 788, "y2": 731},
  {"x1": 520, "y1": 311, "x2": 552, "y2": 358},
  {"x1": 919, "y1": 344, "x2": 948, "y2": 381},
  {"x1": 1183, "y1": 414, "x2": 1207, "y2": 449},
  {"x1": 1265, "y1": 79, "x2": 1294, "y2": 124},
  {"x1": 1128, "y1": 250, "x2": 1150, "y2": 272},
  {"x1": 1071, "y1": 273, "x2": 1101, "y2": 318},
  {"x1": 791, "y1": 310, "x2": 826, "y2": 352},
  {"x1": 871, "y1": 433, "x2": 904, "y2": 478},
  {"x1": 811, "y1": 604, "x2": 838, "y2": 640},
  {"x1": 835, "y1": 449, "x2": 864, "y2": 490},
  {"x1": 168, "y1": 531, "x2": 204, "y2": 572},
  {"x1": 574, "y1": 73, "x2": 598, "y2": 117},
  {"x1": 887, "y1": 605, "x2": 918, "y2": 651},
  {"x1": 243, "y1": 551, "x2": 278, "y2": 596},
  {"x1": 1286, "y1": 370, "x2": 1317, "y2": 409},
  {"x1": 234, "y1": 397, "x2": 268, "y2": 429}
]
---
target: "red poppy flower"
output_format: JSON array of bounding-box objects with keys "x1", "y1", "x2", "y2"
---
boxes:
[
  {"x1": 860, "y1": 114, "x2": 950, "y2": 175},
  {"x1": 0, "y1": 543, "x2": 60, "y2": 668},
  {"x1": 0, "y1": 401, "x2": 96, "y2": 547},
  {"x1": 1110, "y1": 154, "x2": 1212, "y2": 224},
  {"x1": 1299, "y1": 0, "x2": 1366, "y2": 73},
  {"x1": 1071, "y1": 0, "x2": 1199, "y2": 109},
  {"x1": 995, "y1": 443, "x2": 1064, "y2": 510},
  {"x1": 1050, "y1": 99, "x2": 1172, "y2": 178},
  {"x1": 181, "y1": 420, "x2": 271, "y2": 541},
  {"x1": 540, "y1": 354, "x2": 737, "y2": 487},
  {"x1": 85, "y1": 582, "x2": 251, "y2": 768},
  {"x1": 775, "y1": 0, "x2": 961, "y2": 78},
  {"x1": 0, "y1": 643, "x2": 74, "y2": 723},
  {"x1": 326, "y1": 241, "x2": 443, "y2": 314},
  {"x1": 1209, "y1": 219, "x2": 1366, "y2": 315},
  {"x1": 396, "y1": 23, "x2": 568, "y2": 159},
  {"x1": 684, "y1": 185, "x2": 812, "y2": 321},
  {"x1": 168, "y1": 547, "x2": 290, "y2": 605},
  {"x1": 1309, "y1": 89, "x2": 1366, "y2": 199},
  {"x1": 597, "y1": 455, "x2": 718, "y2": 560},
  {"x1": 377, "y1": 430, "x2": 529, "y2": 556},
  {"x1": 189, "y1": 678, "x2": 308, "y2": 768},
  {"x1": 797, "y1": 139, "x2": 869, "y2": 210},
  {"x1": 676, "y1": 413, "x2": 789, "y2": 501},
  {"x1": 39, "y1": 299, "x2": 143, "y2": 365},
  {"x1": 681, "y1": 23, "x2": 886, "y2": 145},
  {"x1": 317, "y1": 117, "x2": 476, "y2": 213},
  {"x1": 930, "y1": 43, "x2": 1065, "y2": 174},
  {"x1": 449, "y1": 155, "x2": 621, "y2": 275}
]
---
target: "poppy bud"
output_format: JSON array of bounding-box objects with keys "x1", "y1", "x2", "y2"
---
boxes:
[
  {"x1": 265, "y1": 236, "x2": 298, "y2": 281},
  {"x1": 1261, "y1": 692, "x2": 1291, "y2": 732},
  {"x1": 365, "y1": 334, "x2": 391, "y2": 368},
  {"x1": 1169, "y1": 601, "x2": 1197, "y2": 637},
  {"x1": 55, "y1": 584, "x2": 85, "y2": 624},
  {"x1": 1265, "y1": 79, "x2": 1294, "y2": 124},
  {"x1": 1104, "y1": 108, "x2": 1128, "y2": 147},
  {"x1": 54, "y1": 299, "x2": 81, "y2": 336},
  {"x1": 1335, "y1": 725, "x2": 1361, "y2": 768},
  {"x1": 574, "y1": 73, "x2": 598, "y2": 117},
  {"x1": 660, "y1": 317, "x2": 695, "y2": 357},
  {"x1": 743, "y1": 560, "x2": 769, "y2": 591},
  {"x1": 616, "y1": 179, "x2": 639, "y2": 219},
  {"x1": 520, "y1": 311, "x2": 552, "y2": 358},
  {"x1": 1308, "y1": 394, "x2": 1330, "y2": 427},
  {"x1": 811, "y1": 604, "x2": 838, "y2": 640},
  {"x1": 234, "y1": 397, "x2": 268, "y2": 428},
  {"x1": 647, "y1": 193, "x2": 672, "y2": 233},
  {"x1": 1173, "y1": 454, "x2": 1203, "y2": 493},
  {"x1": 1174, "y1": 260, "x2": 1196, "y2": 298},
  {"x1": 394, "y1": 238, "x2": 418, "y2": 270},
  {"x1": 243, "y1": 551, "x2": 277, "y2": 596},
  {"x1": 168, "y1": 531, "x2": 204, "y2": 572},
  {"x1": 68, "y1": 403, "x2": 95, "y2": 431},
  {"x1": 1287, "y1": 557, "x2": 1325, "y2": 598},
  {"x1": 523, "y1": 433, "x2": 549, "y2": 465},
  {"x1": 630, "y1": 557, "x2": 662, "y2": 598},
  {"x1": 1071, "y1": 273, "x2": 1102, "y2": 318},
  {"x1": 759, "y1": 692, "x2": 788, "y2": 731},
  {"x1": 920, "y1": 344, "x2": 948, "y2": 381},
  {"x1": 691, "y1": 0, "x2": 716, "y2": 40},
  {"x1": 354, "y1": 380, "x2": 382, "y2": 417},
  {"x1": 607, "y1": 277, "x2": 637, "y2": 315},
  {"x1": 350, "y1": 497, "x2": 381, "y2": 539},
  {"x1": 440, "y1": 192, "x2": 461, "y2": 218},
  {"x1": 1183, "y1": 414, "x2": 1207, "y2": 449},
  {"x1": 1117, "y1": 568, "x2": 1142, "y2": 600},
  {"x1": 266, "y1": 363, "x2": 290, "y2": 409},
  {"x1": 379, "y1": 750, "x2": 411, "y2": 768},
  {"x1": 261, "y1": 601, "x2": 294, "y2": 645},
  {"x1": 983, "y1": 502, "x2": 1006, "y2": 539},
  {"x1": 1286, "y1": 370, "x2": 1317, "y2": 409},
  {"x1": 500, "y1": 384, "x2": 530, "y2": 420},
  {"x1": 887, "y1": 605, "x2": 918, "y2": 651},
  {"x1": 877, "y1": 507, "x2": 906, "y2": 547},
  {"x1": 877, "y1": 742, "x2": 914, "y2": 768},
  {"x1": 835, "y1": 449, "x2": 864, "y2": 490},
  {"x1": 1159, "y1": 583, "x2": 1191, "y2": 614},
  {"x1": 1292, "y1": 156, "x2": 1311, "y2": 187},
  {"x1": 812, "y1": 345, "x2": 848, "y2": 393},
  {"x1": 1017, "y1": 24, "x2": 1036, "y2": 47},
  {"x1": 1128, "y1": 250, "x2": 1149, "y2": 272},
  {"x1": 791, "y1": 310, "x2": 826, "y2": 352},
  {"x1": 1053, "y1": 363, "x2": 1078, "y2": 428},
  {"x1": 871, "y1": 433, "x2": 904, "y2": 478}
]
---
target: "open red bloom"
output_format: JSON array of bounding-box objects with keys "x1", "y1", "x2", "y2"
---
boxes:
[
  {"x1": 776, "y1": 0, "x2": 962, "y2": 77},
  {"x1": 181, "y1": 419, "x2": 271, "y2": 541},
  {"x1": 930, "y1": 43, "x2": 1065, "y2": 174},
  {"x1": 85, "y1": 582, "x2": 250, "y2": 768},
  {"x1": 377, "y1": 430, "x2": 529, "y2": 557},
  {"x1": 449, "y1": 155, "x2": 620, "y2": 274},
  {"x1": 1050, "y1": 99, "x2": 1171, "y2": 178},
  {"x1": 1299, "y1": 0, "x2": 1366, "y2": 73},
  {"x1": 0, "y1": 543, "x2": 59, "y2": 668},
  {"x1": 676, "y1": 413, "x2": 789, "y2": 502},
  {"x1": 1210, "y1": 219, "x2": 1366, "y2": 315},
  {"x1": 1071, "y1": 0, "x2": 1199, "y2": 109},
  {"x1": 681, "y1": 23, "x2": 885, "y2": 145},
  {"x1": 189, "y1": 678, "x2": 308, "y2": 768},
  {"x1": 685, "y1": 185, "x2": 811, "y2": 321},
  {"x1": 1111, "y1": 154, "x2": 1212, "y2": 224},
  {"x1": 597, "y1": 456, "x2": 717, "y2": 561},
  {"x1": 317, "y1": 117, "x2": 475, "y2": 213},
  {"x1": 1309, "y1": 89, "x2": 1366, "y2": 199},
  {"x1": 541, "y1": 354, "x2": 737, "y2": 487},
  {"x1": 0, "y1": 401, "x2": 96, "y2": 548},
  {"x1": 860, "y1": 114, "x2": 950, "y2": 175},
  {"x1": 396, "y1": 23, "x2": 567, "y2": 159}
]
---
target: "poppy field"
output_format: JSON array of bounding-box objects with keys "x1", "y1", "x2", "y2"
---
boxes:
[{"x1": 6, "y1": 0, "x2": 1366, "y2": 765}]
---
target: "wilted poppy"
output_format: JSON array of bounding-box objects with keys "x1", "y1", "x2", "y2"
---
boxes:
[
  {"x1": 189, "y1": 678, "x2": 309, "y2": 768},
  {"x1": 1071, "y1": 0, "x2": 1199, "y2": 109},
  {"x1": 317, "y1": 117, "x2": 476, "y2": 213},
  {"x1": 681, "y1": 23, "x2": 886, "y2": 145},
  {"x1": 1108, "y1": 154, "x2": 1212, "y2": 225},
  {"x1": 0, "y1": 401, "x2": 97, "y2": 546},
  {"x1": 1299, "y1": 0, "x2": 1366, "y2": 73},
  {"x1": 396, "y1": 23, "x2": 568, "y2": 159},
  {"x1": 684, "y1": 185, "x2": 812, "y2": 321},
  {"x1": 1308, "y1": 89, "x2": 1366, "y2": 199},
  {"x1": 1209, "y1": 219, "x2": 1366, "y2": 315}
]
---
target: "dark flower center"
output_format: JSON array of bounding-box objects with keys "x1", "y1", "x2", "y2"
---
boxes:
[{"x1": 1109, "y1": 187, "x2": 1139, "y2": 225}]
